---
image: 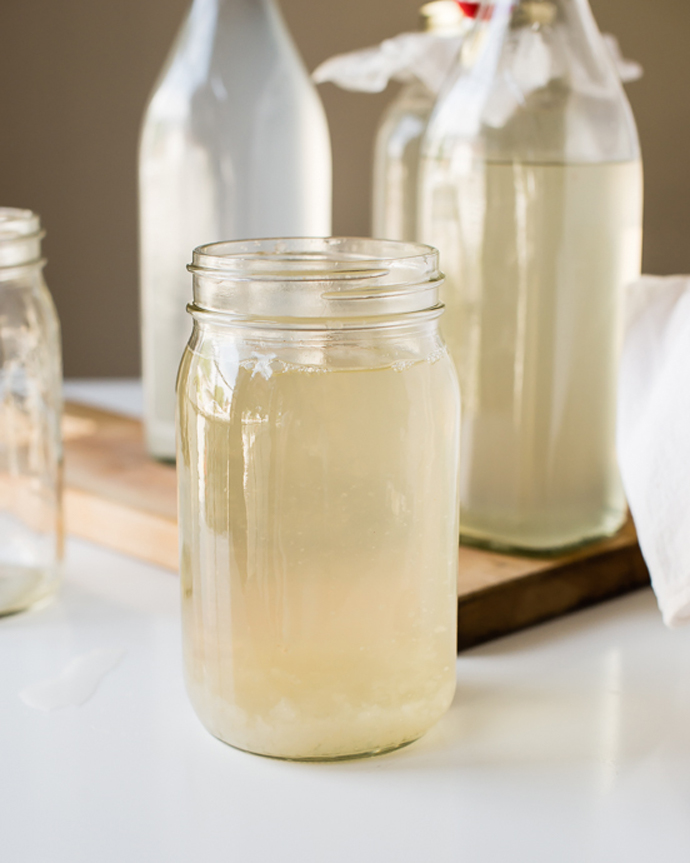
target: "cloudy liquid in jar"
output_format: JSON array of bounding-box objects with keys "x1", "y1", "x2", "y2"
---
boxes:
[
  {"x1": 177, "y1": 346, "x2": 460, "y2": 760},
  {"x1": 0, "y1": 404, "x2": 62, "y2": 615},
  {"x1": 423, "y1": 159, "x2": 643, "y2": 550}
]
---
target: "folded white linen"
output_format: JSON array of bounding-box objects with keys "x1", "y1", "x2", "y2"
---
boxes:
[
  {"x1": 312, "y1": 32, "x2": 464, "y2": 95},
  {"x1": 618, "y1": 275, "x2": 690, "y2": 627},
  {"x1": 311, "y1": 31, "x2": 641, "y2": 97}
]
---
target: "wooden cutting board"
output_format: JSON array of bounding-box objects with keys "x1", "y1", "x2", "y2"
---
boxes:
[{"x1": 63, "y1": 401, "x2": 651, "y2": 650}]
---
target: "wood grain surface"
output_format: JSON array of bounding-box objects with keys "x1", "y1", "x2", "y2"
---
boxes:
[
  {"x1": 63, "y1": 402, "x2": 177, "y2": 570},
  {"x1": 63, "y1": 401, "x2": 651, "y2": 650}
]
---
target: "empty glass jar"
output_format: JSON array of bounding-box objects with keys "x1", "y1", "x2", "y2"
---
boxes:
[
  {"x1": 177, "y1": 237, "x2": 460, "y2": 760},
  {"x1": 0, "y1": 209, "x2": 63, "y2": 615}
]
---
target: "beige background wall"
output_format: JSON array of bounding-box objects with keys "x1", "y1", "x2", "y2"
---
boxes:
[{"x1": 0, "y1": 0, "x2": 687, "y2": 377}]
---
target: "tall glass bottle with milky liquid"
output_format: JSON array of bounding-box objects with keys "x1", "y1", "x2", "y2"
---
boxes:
[
  {"x1": 420, "y1": 0, "x2": 643, "y2": 552},
  {"x1": 139, "y1": 0, "x2": 332, "y2": 460}
]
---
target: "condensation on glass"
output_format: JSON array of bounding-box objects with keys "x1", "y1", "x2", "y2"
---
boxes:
[
  {"x1": 177, "y1": 238, "x2": 461, "y2": 760},
  {"x1": 0, "y1": 209, "x2": 63, "y2": 615},
  {"x1": 420, "y1": 0, "x2": 643, "y2": 552}
]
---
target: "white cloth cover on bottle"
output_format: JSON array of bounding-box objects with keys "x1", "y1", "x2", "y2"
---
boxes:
[
  {"x1": 618, "y1": 276, "x2": 690, "y2": 627},
  {"x1": 312, "y1": 32, "x2": 640, "y2": 98},
  {"x1": 313, "y1": 32, "x2": 464, "y2": 95}
]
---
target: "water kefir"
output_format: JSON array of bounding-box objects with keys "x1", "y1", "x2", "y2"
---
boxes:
[
  {"x1": 0, "y1": 491, "x2": 61, "y2": 614},
  {"x1": 0, "y1": 561, "x2": 56, "y2": 614},
  {"x1": 177, "y1": 340, "x2": 460, "y2": 760},
  {"x1": 424, "y1": 159, "x2": 643, "y2": 550},
  {"x1": 0, "y1": 406, "x2": 61, "y2": 614}
]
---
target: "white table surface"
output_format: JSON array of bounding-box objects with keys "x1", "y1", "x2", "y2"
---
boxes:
[{"x1": 3, "y1": 380, "x2": 690, "y2": 862}]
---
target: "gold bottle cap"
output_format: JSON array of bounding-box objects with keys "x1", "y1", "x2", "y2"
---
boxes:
[
  {"x1": 420, "y1": 1, "x2": 468, "y2": 33},
  {"x1": 515, "y1": 1, "x2": 557, "y2": 26}
]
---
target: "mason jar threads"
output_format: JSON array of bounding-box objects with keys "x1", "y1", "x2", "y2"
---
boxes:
[
  {"x1": 177, "y1": 238, "x2": 460, "y2": 760},
  {"x1": 0, "y1": 209, "x2": 63, "y2": 615}
]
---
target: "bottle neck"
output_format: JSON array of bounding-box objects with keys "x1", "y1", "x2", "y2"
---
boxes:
[
  {"x1": 180, "y1": 0, "x2": 288, "y2": 70},
  {"x1": 191, "y1": 0, "x2": 274, "y2": 11},
  {"x1": 478, "y1": 0, "x2": 595, "y2": 14},
  {"x1": 440, "y1": 0, "x2": 640, "y2": 163},
  {"x1": 476, "y1": 0, "x2": 605, "y2": 50},
  {"x1": 188, "y1": 0, "x2": 277, "y2": 25}
]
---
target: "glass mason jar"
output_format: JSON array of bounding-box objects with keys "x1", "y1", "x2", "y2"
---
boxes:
[
  {"x1": 420, "y1": 0, "x2": 643, "y2": 552},
  {"x1": 177, "y1": 238, "x2": 460, "y2": 760},
  {"x1": 0, "y1": 209, "x2": 63, "y2": 615}
]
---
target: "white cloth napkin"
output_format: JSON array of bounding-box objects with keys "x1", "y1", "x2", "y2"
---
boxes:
[{"x1": 618, "y1": 276, "x2": 690, "y2": 627}]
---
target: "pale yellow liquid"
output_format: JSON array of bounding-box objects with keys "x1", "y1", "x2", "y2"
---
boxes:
[
  {"x1": 0, "y1": 563, "x2": 57, "y2": 615},
  {"x1": 0, "y1": 408, "x2": 63, "y2": 615},
  {"x1": 177, "y1": 343, "x2": 460, "y2": 760},
  {"x1": 422, "y1": 160, "x2": 643, "y2": 550}
]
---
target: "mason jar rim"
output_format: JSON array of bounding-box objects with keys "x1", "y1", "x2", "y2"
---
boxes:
[
  {"x1": 189, "y1": 237, "x2": 440, "y2": 276},
  {"x1": 0, "y1": 208, "x2": 45, "y2": 269},
  {"x1": 0, "y1": 208, "x2": 43, "y2": 241},
  {"x1": 187, "y1": 237, "x2": 445, "y2": 323}
]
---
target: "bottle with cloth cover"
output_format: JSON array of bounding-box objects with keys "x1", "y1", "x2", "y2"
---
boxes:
[
  {"x1": 419, "y1": 0, "x2": 643, "y2": 552},
  {"x1": 372, "y1": 1, "x2": 471, "y2": 241}
]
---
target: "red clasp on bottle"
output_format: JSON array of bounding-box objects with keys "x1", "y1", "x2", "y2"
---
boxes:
[{"x1": 457, "y1": 2, "x2": 481, "y2": 17}]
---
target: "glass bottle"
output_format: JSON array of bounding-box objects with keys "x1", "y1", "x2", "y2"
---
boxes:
[
  {"x1": 372, "y1": 1, "x2": 470, "y2": 241},
  {"x1": 0, "y1": 209, "x2": 63, "y2": 614},
  {"x1": 420, "y1": 0, "x2": 643, "y2": 553},
  {"x1": 177, "y1": 237, "x2": 460, "y2": 760},
  {"x1": 139, "y1": 0, "x2": 332, "y2": 460}
]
